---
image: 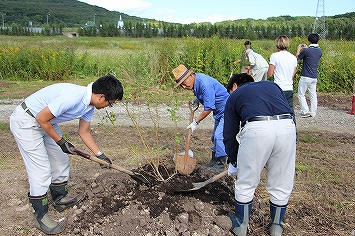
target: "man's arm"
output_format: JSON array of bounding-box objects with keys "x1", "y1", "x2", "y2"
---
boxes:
[
  {"x1": 78, "y1": 119, "x2": 100, "y2": 154},
  {"x1": 36, "y1": 107, "x2": 61, "y2": 142},
  {"x1": 292, "y1": 66, "x2": 297, "y2": 79},
  {"x1": 296, "y1": 44, "x2": 307, "y2": 59},
  {"x1": 223, "y1": 100, "x2": 240, "y2": 166},
  {"x1": 267, "y1": 64, "x2": 275, "y2": 77},
  {"x1": 196, "y1": 109, "x2": 212, "y2": 123}
]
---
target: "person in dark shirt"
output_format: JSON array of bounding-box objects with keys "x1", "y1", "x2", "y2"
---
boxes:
[
  {"x1": 224, "y1": 73, "x2": 296, "y2": 236},
  {"x1": 296, "y1": 33, "x2": 323, "y2": 118}
]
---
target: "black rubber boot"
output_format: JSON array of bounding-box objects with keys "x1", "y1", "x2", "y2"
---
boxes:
[
  {"x1": 50, "y1": 181, "x2": 85, "y2": 212},
  {"x1": 28, "y1": 193, "x2": 64, "y2": 235},
  {"x1": 203, "y1": 151, "x2": 217, "y2": 167},
  {"x1": 229, "y1": 200, "x2": 252, "y2": 236},
  {"x1": 210, "y1": 155, "x2": 227, "y2": 172},
  {"x1": 269, "y1": 202, "x2": 287, "y2": 236}
]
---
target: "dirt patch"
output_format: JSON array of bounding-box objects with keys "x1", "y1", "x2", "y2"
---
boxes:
[{"x1": 0, "y1": 94, "x2": 355, "y2": 236}]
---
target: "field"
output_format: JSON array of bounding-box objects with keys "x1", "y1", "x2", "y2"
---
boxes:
[{"x1": 0, "y1": 93, "x2": 354, "y2": 236}]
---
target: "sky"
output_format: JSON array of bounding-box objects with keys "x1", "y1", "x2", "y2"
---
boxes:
[{"x1": 78, "y1": 0, "x2": 355, "y2": 24}]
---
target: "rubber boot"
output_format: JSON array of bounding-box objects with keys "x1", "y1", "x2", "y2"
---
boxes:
[
  {"x1": 347, "y1": 95, "x2": 355, "y2": 115},
  {"x1": 50, "y1": 181, "x2": 85, "y2": 212},
  {"x1": 229, "y1": 200, "x2": 252, "y2": 236},
  {"x1": 269, "y1": 202, "x2": 287, "y2": 236},
  {"x1": 203, "y1": 151, "x2": 217, "y2": 167},
  {"x1": 210, "y1": 155, "x2": 227, "y2": 172},
  {"x1": 28, "y1": 193, "x2": 64, "y2": 235}
]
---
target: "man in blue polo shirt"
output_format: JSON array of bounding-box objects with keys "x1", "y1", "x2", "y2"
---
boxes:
[
  {"x1": 296, "y1": 33, "x2": 323, "y2": 118},
  {"x1": 10, "y1": 75, "x2": 123, "y2": 235},
  {"x1": 224, "y1": 73, "x2": 296, "y2": 236},
  {"x1": 172, "y1": 64, "x2": 229, "y2": 172}
]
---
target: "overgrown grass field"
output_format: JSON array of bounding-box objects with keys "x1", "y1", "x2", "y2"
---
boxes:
[{"x1": 1, "y1": 35, "x2": 354, "y2": 102}]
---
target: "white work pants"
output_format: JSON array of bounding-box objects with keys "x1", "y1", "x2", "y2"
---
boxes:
[
  {"x1": 253, "y1": 67, "x2": 268, "y2": 82},
  {"x1": 298, "y1": 76, "x2": 318, "y2": 116},
  {"x1": 234, "y1": 118, "x2": 296, "y2": 206},
  {"x1": 10, "y1": 105, "x2": 70, "y2": 196}
]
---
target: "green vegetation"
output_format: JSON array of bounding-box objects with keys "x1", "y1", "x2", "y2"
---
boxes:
[
  {"x1": 1, "y1": 36, "x2": 354, "y2": 102},
  {"x1": 0, "y1": 0, "x2": 148, "y2": 28},
  {"x1": 0, "y1": 123, "x2": 10, "y2": 131}
]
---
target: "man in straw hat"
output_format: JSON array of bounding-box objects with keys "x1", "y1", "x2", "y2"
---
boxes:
[{"x1": 172, "y1": 64, "x2": 230, "y2": 172}]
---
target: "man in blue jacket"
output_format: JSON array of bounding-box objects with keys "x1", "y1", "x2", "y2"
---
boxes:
[{"x1": 173, "y1": 64, "x2": 229, "y2": 172}]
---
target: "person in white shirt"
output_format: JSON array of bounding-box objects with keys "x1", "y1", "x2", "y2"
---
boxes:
[
  {"x1": 10, "y1": 75, "x2": 123, "y2": 235},
  {"x1": 268, "y1": 35, "x2": 298, "y2": 113},
  {"x1": 245, "y1": 49, "x2": 269, "y2": 82}
]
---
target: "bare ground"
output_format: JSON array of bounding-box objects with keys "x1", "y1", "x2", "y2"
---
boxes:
[{"x1": 0, "y1": 93, "x2": 355, "y2": 236}]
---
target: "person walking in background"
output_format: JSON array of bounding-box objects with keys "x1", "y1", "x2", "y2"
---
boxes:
[
  {"x1": 224, "y1": 73, "x2": 296, "y2": 236},
  {"x1": 234, "y1": 40, "x2": 253, "y2": 75},
  {"x1": 10, "y1": 75, "x2": 124, "y2": 235},
  {"x1": 172, "y1": 64, "x2": 229, "y2": 173},
  {"x1": 268, "y1": 35, "x2": 298, "y2": 113},
  {"x1": 296, "y1": 33, "x2": 323, "y2": 118},
  {"x1": 244, "y1": 48, "x2": 269, "y2": 82}
]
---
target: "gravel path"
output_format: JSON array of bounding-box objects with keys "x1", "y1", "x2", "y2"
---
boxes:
[{"x1": 1, "y1": 99, "x2": 354, "y2": 135}]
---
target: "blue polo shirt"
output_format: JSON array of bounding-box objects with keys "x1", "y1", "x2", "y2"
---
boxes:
[
  {"x1": 298, "y1": 45, "x2": 322, "y2": 79},
  {"x1": 24, "y1": 83, "x2": 95, "y2": 124},
  {"x1": 193, "y1": 73, "x2": 229, "y2": 120},
  {"x1": 223, "y1": 81, "x2": 293, "y2": 164}
]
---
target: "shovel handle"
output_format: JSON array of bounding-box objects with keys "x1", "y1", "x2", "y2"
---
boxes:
[
  {"x1": 184, "y1": 102, "x2": 195, "y2": 158},
  {"x1": 210, "y1": 169, "x2": 228, "y2": 182},
  {"x1": 73, "y1": 148, "x2": 135, "y2": 176}
]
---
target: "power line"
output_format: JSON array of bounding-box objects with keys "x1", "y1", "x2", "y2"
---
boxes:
[{"x1": 313, "y1": 0, "x2": 327, "y2": 39}]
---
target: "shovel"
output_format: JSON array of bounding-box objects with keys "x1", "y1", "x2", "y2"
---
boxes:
[
  {"x1": 176, "y1": 169, "x2": 228, "y2": 192},
  {"x1": 73, "y1": 148, "x2": 150, "y2": 185},
  {"x1": 175, "y1": 100, "x2": 199, "y2": 175}
]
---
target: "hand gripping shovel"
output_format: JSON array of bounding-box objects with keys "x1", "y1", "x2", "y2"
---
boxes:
[
  {"x1": 175, "y1": 100, "x2": 199, "y2": 175},
  {"x1": 73, "y1": 148, "x2": 150, "y2": 185},
  {"x1": 176, "y1": 169, "x2": 228, "y2": 192}
]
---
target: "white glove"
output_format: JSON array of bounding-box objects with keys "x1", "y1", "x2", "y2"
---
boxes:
[
  {"x1": 228, "y1": 163, "x2": 238, "y2": 176},
  {"x1": 186, "y1": 120, "x2": 198, "y2": 132}
]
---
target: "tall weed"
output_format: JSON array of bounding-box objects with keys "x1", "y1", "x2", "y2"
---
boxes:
[{"x1": 0, "y1": 36, "x2": 354, "y2": 95}]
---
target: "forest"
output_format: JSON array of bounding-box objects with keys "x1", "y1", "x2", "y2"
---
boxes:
[{"x1": 1, "y1": 0, "x2": 355, "y2": 40}]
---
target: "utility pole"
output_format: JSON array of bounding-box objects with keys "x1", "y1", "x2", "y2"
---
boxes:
[{"x1": 313, "y1": 0, "x2": 327, "y2": 39}]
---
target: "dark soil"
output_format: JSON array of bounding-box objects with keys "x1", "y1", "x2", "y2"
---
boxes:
[{"x1": 0, "y1": 93, "x2": 354, "y2": 236}]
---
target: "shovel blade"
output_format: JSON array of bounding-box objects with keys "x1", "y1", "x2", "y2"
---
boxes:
[{"x1": 175, "y1": 154, "x2": 196, "y2": 175}]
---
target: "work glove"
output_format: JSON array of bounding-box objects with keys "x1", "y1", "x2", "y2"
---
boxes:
[
  {"x1": 96, "y1": 152, "x2": 112, "y2": 169},
  {"x1": 56, "y1": 137, "x2": 76, "y2": 154},
  {"x1": 186, "y1": 120, "x2": 199, "y2": 132},
  {"x1": 228, "y1": 163, "x2": 238, "y2": 176}
]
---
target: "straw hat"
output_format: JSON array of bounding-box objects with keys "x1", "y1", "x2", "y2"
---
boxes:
[{"x1": 172, "y1": 64, "x2": 194, "y2": 88}]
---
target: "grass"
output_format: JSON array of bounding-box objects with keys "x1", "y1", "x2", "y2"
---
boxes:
[{"x1": 1, "y1": 36, "x2": 355, "y2": 102}]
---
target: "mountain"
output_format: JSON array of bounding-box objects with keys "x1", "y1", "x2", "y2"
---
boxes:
[{"x1": 0, "y1": 0, "x2": 160, "y2": 28}]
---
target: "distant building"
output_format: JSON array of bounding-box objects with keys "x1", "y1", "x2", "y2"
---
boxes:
[
  {"x1": 63, "y1": 32, "x2": 79, "y2": 38},
  {"x1": 117, "y1": 15, "x2": 124, "y2": 29}
]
